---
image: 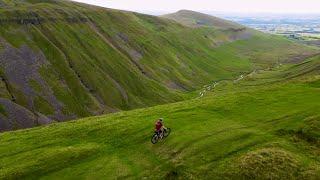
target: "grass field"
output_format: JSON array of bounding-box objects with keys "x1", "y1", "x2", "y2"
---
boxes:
[{"x1": 0, "y1": 55, "x2": 319, "y2": 179}]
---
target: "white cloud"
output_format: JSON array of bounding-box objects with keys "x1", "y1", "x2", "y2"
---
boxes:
[{"x1": 72, "y1": 0, "x2": 320, "y2": 14}]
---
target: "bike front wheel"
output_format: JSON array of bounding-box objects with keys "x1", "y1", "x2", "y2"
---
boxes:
[{"x1": 163, "y1": 128, "x2": 171, "y2": 138}]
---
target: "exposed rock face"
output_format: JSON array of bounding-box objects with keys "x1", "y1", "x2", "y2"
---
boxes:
[
  {"x1": 115, "y1": 33, "x2": 143, "y2": 62},
  {"x1": 166, "y1": 81, "x2": 188, "y2": 91},
  {"x1": 0, "y1": 98, "x2": 52, "y2": 132},
  {"x1": 0, "y1": 40, "x2": 74, "y2": 131},
  {"x1": 228, "y1": 28, "x2": 252, "y2": 41},
  {"x1": 113, "y1": 33, "x2": 148, "y2": 76},
  {"x1": 0, "y1": 12, "x2": 88, "y2": 25},
  {"x1": 211, "y1": 28, "x2": 253, "y2": 47}
]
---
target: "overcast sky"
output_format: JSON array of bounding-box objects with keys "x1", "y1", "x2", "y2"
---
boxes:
[{"x1": 72, "y1": 0, "x2": 320, "y2": 14}]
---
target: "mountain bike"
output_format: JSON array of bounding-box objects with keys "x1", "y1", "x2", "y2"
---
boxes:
[{"x1": 151, "y1": 127, "x2": 171, "y2": 144}]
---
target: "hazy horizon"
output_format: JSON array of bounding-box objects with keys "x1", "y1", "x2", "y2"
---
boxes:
[{"x1": 72, "y1": 0, "x2": 320, "y2": 15}]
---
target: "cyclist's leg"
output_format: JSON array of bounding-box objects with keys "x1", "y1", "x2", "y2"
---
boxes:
[
  {"x1": 160, "y1": 128, "x2": 164, "y2": 139},
  {"x1": 156, "y1": 130, "x2": 160, "y2": 136}
]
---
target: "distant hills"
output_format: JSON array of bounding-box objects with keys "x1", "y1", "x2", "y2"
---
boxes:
[
  {"x1": 162, "y1": 10, "x2": 243, "y2": 29},
  {"x1": 0, "y1": 1, "x2": 317, "y2": 131}
]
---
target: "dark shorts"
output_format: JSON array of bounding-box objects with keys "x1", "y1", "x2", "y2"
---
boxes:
[{"x1": 156, "y1": 130, "x2": 162, "y2": 135}]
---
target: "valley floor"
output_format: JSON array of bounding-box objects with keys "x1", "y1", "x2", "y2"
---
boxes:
[{"x1": 0, "y1": 56, "x2": 320, "y2": 179}]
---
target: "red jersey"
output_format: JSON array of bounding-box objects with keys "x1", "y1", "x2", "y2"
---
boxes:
[{"x1": 155, "y1": 121, "x2": 163, "y2": 131}]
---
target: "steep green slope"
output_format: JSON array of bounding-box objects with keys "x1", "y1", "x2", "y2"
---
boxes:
[
  {"x1": 162, "y1": 10, "x2": 242, "y2": 29},
  {"x1": 0, "y1": 0, "x2": 317, "y2": 131},
  {"x1": 0, "y1": 55, "x2": 319, "y2": 179}
]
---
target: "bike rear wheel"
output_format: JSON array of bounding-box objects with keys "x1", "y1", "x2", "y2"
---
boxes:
[
  {"x1": 151, "y1": 134, "x2": 159, "y2": 144},
  {"x1": 163, "y1": 128, "x2": 171, "y2": 138}
]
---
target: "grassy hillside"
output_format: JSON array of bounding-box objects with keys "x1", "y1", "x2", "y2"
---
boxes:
[
  {"x1": 0, "y1": 0, "x2": 318, "y2": 131},
  {"x1": 0, "y1": 55, "x2": 319, "y2": 179},
  {"x1": 162, "y1": 10, "x2": 242, "y2": 29}
]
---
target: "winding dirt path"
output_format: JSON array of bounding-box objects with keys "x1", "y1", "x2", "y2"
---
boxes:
[{"x1": 198, "y1": 63, "x2": 284, "y2": 98}]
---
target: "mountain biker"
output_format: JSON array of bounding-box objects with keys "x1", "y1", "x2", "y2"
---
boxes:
[{"x1": 155, "y1": 118, "x2": 164, "y2": 139}]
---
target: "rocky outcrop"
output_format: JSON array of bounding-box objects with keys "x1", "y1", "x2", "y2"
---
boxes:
[
  {"x1": 0, "y1": 98, "x2": 52, "y2": 132},
  {"x1": 0, "y1": 39, "x2": 73, "y2": 123}
]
